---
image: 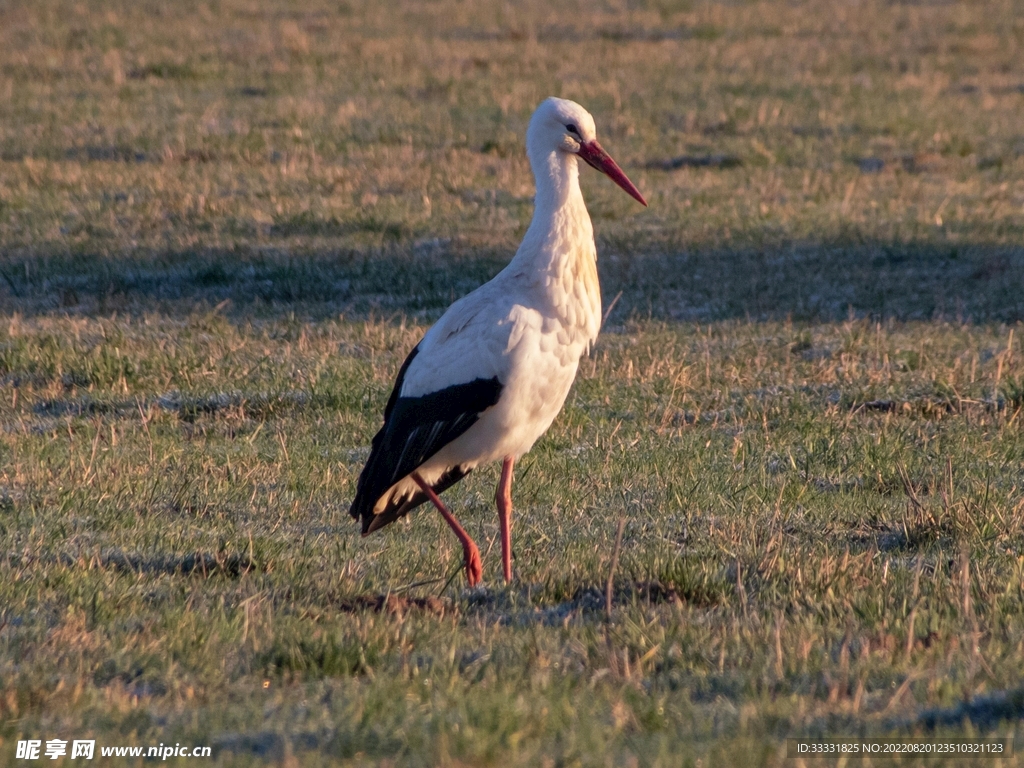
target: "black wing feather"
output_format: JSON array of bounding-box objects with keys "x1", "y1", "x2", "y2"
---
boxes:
[{"x1": 349, "y1": 344, "x2": 503, "y2": 534}]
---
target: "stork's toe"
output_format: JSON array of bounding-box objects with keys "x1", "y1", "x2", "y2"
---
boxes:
[{"x1": 463, "y1": 542, "x2": 483, "y2": 587}]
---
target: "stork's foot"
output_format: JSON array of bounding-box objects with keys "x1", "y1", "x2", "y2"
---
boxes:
[{"x1": 463, "y1": 541, "x2": 483, "y2": 587}]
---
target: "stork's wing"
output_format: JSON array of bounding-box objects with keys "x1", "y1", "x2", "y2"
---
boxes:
[{"x1": 349, "y1": 344, "x2": 504, "y2": 534}]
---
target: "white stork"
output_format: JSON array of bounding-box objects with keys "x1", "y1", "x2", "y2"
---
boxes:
[{"x1": 349, "y1": 97, "x2": 647, "y2": 586}]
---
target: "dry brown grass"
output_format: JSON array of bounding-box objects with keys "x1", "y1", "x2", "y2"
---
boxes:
[{"x1": 2, "y1": 0, "x2": 1024, "y2": 765}]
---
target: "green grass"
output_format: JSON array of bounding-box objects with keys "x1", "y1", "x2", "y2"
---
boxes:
[{"x1": 2, "y1": 0, "x2": 1024, "y2": 765}]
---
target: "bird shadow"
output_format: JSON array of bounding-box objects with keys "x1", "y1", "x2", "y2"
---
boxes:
[
  {"x1": 328, "y1": 593, "x2": 451, "y2": 617},
  {"x1": 318, "y1": 579, "x2": 682, "y2": 625}
]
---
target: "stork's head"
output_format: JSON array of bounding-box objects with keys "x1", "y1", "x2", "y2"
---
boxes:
[{"x1": 526, "y1": 97, "x2": 647, "y2": 206}]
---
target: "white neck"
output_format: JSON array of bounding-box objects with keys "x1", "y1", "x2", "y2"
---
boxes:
[
  {"x1": 531, "y1": 146, "x2": 579, "y2": 213},
  {"x1": 509, "y1": 147, "x2": 593, "y2": 274}
]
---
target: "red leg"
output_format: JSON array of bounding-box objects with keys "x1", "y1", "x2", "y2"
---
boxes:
[
  {"x1": 496, "y1": 456, "x2": 515, "y2": 583},
  {"x1": 411, "y1": 472, "x2": 483, "y2": 587}
]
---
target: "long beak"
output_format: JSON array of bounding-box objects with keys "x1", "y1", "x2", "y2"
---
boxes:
[{"x1": 577, "y1": 140, "x2": 647, "y2": 206}]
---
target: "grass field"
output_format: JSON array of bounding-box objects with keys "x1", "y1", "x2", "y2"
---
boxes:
[{"x1": 2, "y1": 0, "x2": 1024, "y2": 764}]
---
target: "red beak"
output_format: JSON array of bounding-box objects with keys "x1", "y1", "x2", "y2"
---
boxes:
[{"x1": 577, "y1": 140, "x2": 647, "y2": 206}]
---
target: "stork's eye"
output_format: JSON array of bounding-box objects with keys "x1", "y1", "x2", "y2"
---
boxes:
[{"x1": 566, "y1": 123, "x2": 580, "y2": 136}]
